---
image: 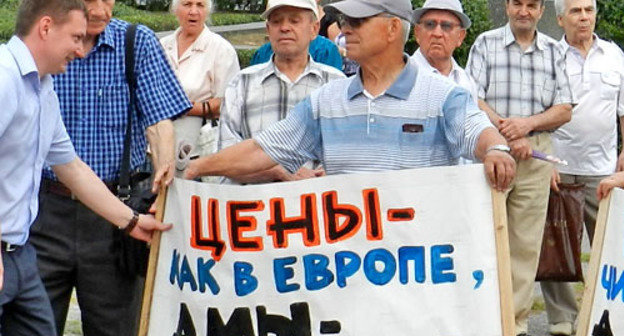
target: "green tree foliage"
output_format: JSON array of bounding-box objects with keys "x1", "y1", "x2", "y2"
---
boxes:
[
  {"x1": 596, "y1": 0, "x2": 624, "y2": 49},
  {"x1": 0, "y1": 0, "x2": 259, "y2": 43},
  {"x1": 0, "y1": 0, "x2": 18, "y2": 42},
  {"x1": 236, "y1": 48, "x2": 256, "y2": 68},
  {"x1": 408, "y1": 0, "x2": 492, "y2": 66},
  {"x1": 214, "y1": 0, "x2": 267, "y2": 13}
]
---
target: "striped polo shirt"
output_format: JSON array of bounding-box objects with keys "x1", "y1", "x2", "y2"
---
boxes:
[{"x1": 255, "y1": 57, "x2": 494, "y2": 175}]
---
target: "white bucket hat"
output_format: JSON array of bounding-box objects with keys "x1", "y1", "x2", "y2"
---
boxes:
[{"x1": 413, "y1": 0, "x2": 471, "y2": 28}]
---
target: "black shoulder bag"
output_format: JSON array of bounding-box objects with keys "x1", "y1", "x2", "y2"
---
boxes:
[{"x1": 113, "y1": 24, "x2": 157, "y2": 277}]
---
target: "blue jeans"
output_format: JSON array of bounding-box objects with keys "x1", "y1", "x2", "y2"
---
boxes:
[{"x1": 0, "y1": 243, "x2": 57, "y2": 336}]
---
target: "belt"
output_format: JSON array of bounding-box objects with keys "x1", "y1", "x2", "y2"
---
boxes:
[
  {"x1": 1, "y1": 241, "x2": 21, "y2": 252},
  {"x1": 41, "y1": 179, "x2": 118, "y2": 200}
]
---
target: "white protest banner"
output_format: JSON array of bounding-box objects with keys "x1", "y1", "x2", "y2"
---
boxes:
[
  {"x1": 577, "y1": 188, "x2": 624, "y2": 336},
  {"x1": 140, "y1": 164, "x2": 513, "y2": 336}
]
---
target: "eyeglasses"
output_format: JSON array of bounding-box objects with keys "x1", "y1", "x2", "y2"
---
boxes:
[
  {"x1": 419, "y1": 20, "x2": 462, "y2": 33},
  {"x1": 336, "y1": 13, "x2": 394, "y2": 29}
]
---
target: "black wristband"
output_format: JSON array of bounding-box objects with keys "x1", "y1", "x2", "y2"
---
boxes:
[{"x1": 124, "y1": 210, "x2": 140, "y2": 235}]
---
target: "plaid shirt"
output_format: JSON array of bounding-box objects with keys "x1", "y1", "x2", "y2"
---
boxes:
[
  {"x1": 466, "y1": 24, "x2": 574, "y2": 118},
  {"x1": 43, "y1": 19, "x2": 191, "y2": 181},
  {"x1": 218, "y1": 56, "x2": 345, "y2": 150}
]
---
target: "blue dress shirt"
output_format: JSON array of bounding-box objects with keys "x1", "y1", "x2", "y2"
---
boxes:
[{"x1": 0, "y1": 37, "x2": 76, "y2": 245}]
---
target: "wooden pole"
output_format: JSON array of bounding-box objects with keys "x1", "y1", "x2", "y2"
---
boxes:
[
  {"x1": 491, "y1": 190, "x2": 515, "y2": 336},
  {"x1": 575, "y1": 194, "x2": 611, "y2": 336},
  {"x1": 137, "y1": 186, "x2": 168, "y2": 336}
]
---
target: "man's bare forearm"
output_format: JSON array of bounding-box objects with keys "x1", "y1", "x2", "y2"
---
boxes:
[
  {"x1": 53, "y1": 158, "x2": 172, "y2": 242},
  {"x1": 146, "y1": 119, "x2": 175, "y2": 171},
  {"x1": 185, "y1": 139, "x2": 278, "y2": 180},
  {"x1": 525, "y1": 103, "x2": 572, "y2": 132},
  {"x1": 474, "y1": 127, "x2": 509, "y2": 161},
  {"x1": 232, "y1": 165, "x2": 292, "y2": 184},
  {"x1": 53, "y1": 159, "x2": 134, "y2": 229}
]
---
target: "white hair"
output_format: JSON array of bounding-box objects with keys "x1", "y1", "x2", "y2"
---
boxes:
[
  {"x1": 554, "y1": 0, "x2": 597, "y2": 16},
  {"x1": 170, "y1": 0, "x2": 214, "y2": 14}
]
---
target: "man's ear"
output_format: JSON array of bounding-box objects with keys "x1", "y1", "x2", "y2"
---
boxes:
[
  {"x1": 311, "y1": 17, "x2": 320, "y2": 40},
  {"x1": 38, "y1": 16, "x2": 53, "y2": 40},
  {"x1": 413, "y1": 26, "x2": 421, "y2": 45},
  {"x1": 388, "y1": 17, "x2": 402, "y2": 43},
  {"x1": 456, "y1": 29, "x2": 467, "y2": 47}
]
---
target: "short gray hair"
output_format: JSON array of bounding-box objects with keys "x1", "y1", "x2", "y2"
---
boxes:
[
  {"x1": 554, "y1": 0, "x2": 597, "y2": 16},
  {"x1": 170, "y1": 0, "x2": 214, "y2": 14},
  {"x1": 401, "y1": 19, "x2": 411, "y2": 44}
]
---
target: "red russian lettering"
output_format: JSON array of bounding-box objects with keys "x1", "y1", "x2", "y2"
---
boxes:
[
  {"x1": 227, "y1": 201, "x2": 264, "y2": 252},
  {"x1": 266, "y1": 194, "x2": 320, "y2": 249},
  {"x1": 362, "y1": 189, "x2": 383, "y2": 241},
  {"x1": 190, "y1": 196, "x2": 226, "y2": 261},
  {"x1": 322, "y1": 191, "x2": 362, "y2": 243}
]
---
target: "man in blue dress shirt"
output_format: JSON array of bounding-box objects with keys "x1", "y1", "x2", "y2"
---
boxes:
[{"x1": 0, "y1": 1, "x2": 171, "y2": 335}]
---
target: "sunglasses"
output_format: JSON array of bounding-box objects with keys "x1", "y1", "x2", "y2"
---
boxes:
[
  {"x1": 419, "y1": 20, "x2": 462, "y2": 33},
  {"x1": 336, "y1": 13, "x2": 394, "y2": 29}
]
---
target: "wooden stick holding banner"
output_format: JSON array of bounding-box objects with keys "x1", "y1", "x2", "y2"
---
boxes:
[
  {"x1": 138, "y1": 186, "x2": 168, "y2": 336},
  {"x1": 491, "y1": 190, "x2": 515, "y2": 336},
  {"x1": 576, "y1": 194, "x2": 611, "y2": 336}
]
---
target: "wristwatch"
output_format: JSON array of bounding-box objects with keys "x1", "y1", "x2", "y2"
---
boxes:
[
  {"x1": 486, "y1": 144, "x2": 511, "y2": 153},
  {"x1": 123, "y1": 210, "x2": 140, "y2": 235}
]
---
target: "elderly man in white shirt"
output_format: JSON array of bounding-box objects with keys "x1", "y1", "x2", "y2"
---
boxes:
[
  {"x1": 411, "y1": 0, "x2": 480, "y2": 165},
  {"x1": 411, "y1": 0, "x2": 478, "y2": 102},
  {"x1": 542, "y1": 0, "x2": 624, "y2": 335}
]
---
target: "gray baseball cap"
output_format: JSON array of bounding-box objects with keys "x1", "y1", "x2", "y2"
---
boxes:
[
  {"x1": 324, "y1": 0, "x2": 414, "y2": 23},
  {"x1": 413, "y1": 0, "x2": 471, "y2": 29}
]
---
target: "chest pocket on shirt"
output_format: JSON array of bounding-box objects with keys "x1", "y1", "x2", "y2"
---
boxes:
[
  {"x1": 600, "y1": 71, "x2": 620, "y2": 100},
  {"x1": 399, "y1": 120, "x2": 434, "y2": 150},
  {"x1": 97, "y1": 84, "x2": 129, "y2": 129}
]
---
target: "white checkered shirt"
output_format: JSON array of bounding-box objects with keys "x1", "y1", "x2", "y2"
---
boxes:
[
  {"x1": 218, "y1": 57, "x2": 345, "y2": 150},
  {"x1": 466, "y1": 24, "x2": 574, "y2": 118}
]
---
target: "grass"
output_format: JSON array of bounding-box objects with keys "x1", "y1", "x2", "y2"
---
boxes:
[
  {"x1": 63, "y1": 291, "x2": 83, "y2": 336},
  {"x1": 531, "y1": 296, "x2": 546, "y2": 312},
  {"x1": 0, "y1": 1, "x2": 261, "y2": 42}
]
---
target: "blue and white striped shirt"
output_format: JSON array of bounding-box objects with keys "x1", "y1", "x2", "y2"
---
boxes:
[
  {"x1": 255, "y1": 57, "x2": 494, "y2": 175},
  {"x1": 43, "y1": 19, "x2": 191, "y2": 181}
]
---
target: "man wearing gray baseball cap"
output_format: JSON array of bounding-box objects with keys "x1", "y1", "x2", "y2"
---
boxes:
[
  {"x1": 323, "y1": 0, "x2": 413, "y2": 23},
  {"x1": 185, "y1": 0, "x2": 516, "y2": 235}
]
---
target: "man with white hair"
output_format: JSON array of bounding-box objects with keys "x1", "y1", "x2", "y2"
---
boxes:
[
  {"x1": 541, "y1": 0, "x2": 624, "y2": 334},
  {"x1": 411, "y1": 0, "x2": 477, "y2": 101},
  {"x1": 185, "y1": 0, "x2": 516, "y2": 194}
]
